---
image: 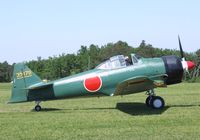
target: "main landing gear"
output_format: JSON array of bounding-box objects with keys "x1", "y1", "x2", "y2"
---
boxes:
[
  {"x1": 35, "y1": 101, "x2": 42, "y2": 112},
  {"x1": 145, "y1": 89, "x2": 165, "y2": 109}
]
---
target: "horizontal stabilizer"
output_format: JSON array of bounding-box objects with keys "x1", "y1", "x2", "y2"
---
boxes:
[{"x1": 27, "y1": 82, "x2": 53, "y2": 90}]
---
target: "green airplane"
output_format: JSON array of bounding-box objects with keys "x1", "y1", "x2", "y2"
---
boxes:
[{"x1": 9, "y1": 38, "x2": 195, "y2": 111}]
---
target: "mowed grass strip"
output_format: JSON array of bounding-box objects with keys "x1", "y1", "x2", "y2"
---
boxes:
[{"x1": 0, "y1": 83, "x2": 199, "y2": 140}]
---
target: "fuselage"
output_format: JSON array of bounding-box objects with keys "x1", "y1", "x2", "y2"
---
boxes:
[{"x1": 28, "y1": 57, "x2": 167, "y2": 101}]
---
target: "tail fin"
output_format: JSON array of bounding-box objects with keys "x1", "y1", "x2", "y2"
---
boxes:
[{"x1": 9, "y1": 63, "x2": 42, "y2": 103}]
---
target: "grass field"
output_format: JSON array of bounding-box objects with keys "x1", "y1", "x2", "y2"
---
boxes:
[{"x1": 0, "y1": 83, "x2": 200, "y2": 140}]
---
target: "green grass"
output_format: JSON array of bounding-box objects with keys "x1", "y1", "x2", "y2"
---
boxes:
[{"x1": 0, "y1": 83, "x2": 200, "y2": 140}]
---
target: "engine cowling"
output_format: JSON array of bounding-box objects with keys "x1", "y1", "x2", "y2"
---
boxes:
[{"x1": 162, "y1": 56, "x2": 183, "y2": 85}]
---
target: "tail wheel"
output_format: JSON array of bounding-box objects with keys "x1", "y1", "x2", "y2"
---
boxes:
[
  {"x1": 35, "y1": 105, "x2": 42, "y2": 112},
  {"x1": 150, "y1": 96, "x2": 165, "y2": 109}
]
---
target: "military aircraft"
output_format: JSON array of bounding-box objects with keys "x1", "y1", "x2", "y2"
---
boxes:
[{"x1": 9, "y1": 37, "x2": 195, "y2": 111}]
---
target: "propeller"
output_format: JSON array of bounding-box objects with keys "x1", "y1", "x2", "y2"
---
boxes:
[
  {"x1": 178, "y1": 35, "x2": 184, "y2": 60},
  {"x1": 178, "y1": 36, "x2": 195, "y2": 78}
]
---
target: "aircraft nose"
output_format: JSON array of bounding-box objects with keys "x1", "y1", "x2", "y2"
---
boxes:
[{"x1": 186, "y1": 61, "x2": 195, "y2": 70}]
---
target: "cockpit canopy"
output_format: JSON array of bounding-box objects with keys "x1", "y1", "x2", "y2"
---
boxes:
[{"x1": 96, "y1": 54, "x2": 142, "y2": 70}]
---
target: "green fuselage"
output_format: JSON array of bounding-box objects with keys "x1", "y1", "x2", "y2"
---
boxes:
[
  {"x1": 10, "y1": 57, "x2": 170, "y2": 103},
  {"x1": 28, "y1": 58, "x2": 166, "y2": 101}
]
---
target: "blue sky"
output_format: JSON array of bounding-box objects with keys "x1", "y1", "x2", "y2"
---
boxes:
[{"x1": 0, "y1": 0, "x2": 199, "y2": 64}]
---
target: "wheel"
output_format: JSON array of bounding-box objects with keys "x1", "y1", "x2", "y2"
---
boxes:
[
  {"x1": 145, "y1": 96, "x2": 154, "y2": 107},
  {"x1": 35, "y1": 105, "x2": 42, "y2": 112},
  {"x1": 150, "y1": 96, "x2": 165, "y2": 109}
]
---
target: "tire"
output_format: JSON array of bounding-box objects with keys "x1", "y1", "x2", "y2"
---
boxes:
[
  {"x1": 145, "y1": 96, "x2": 154, "y2": 107},
  {"x1": 35, "y1": 105, "x2": 42, "y2": 112},
  {"x1": 150, "y1": 96, "x2": 165, "y2": 109}
]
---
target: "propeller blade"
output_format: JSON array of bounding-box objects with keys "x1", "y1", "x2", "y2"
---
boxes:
[{"x1": 178, "y1": 35, "x2": 184, "y2": 59}]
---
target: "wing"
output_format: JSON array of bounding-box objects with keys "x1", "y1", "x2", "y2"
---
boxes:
[{"x1": 114, "y1": 74, "x2": 167, "y2": 96}]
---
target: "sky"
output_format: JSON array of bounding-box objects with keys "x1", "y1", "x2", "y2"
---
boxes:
[{"x1": 0, "y1": 0, "x2": 199, "y2": 64}]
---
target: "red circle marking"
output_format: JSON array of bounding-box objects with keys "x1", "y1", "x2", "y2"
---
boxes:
[{"x1": 84, "y1": 76, "x2": 102, "y2": 92}]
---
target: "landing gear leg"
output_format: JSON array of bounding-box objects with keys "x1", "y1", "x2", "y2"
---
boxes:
[
  {"x1": 35, "y1": 101, "x2": 42, "y2": 112},
  {"x1": 145, "y1": 89, "x2": 155, "y2": 107},
  {"x1": 145, "y1": 89, "x2": 165, "y2": 109}
]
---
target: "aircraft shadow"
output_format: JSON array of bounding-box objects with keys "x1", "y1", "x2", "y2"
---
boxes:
[
  {"x1": 116, "y1": 102, "x2": 169, "y2": 116},
  {"x1": 31, "y1": 107, "x2": 115, "y2": 112},
  {"x1": 30, "y1": 103, "x2": 168, "y2": 114},
  {"x1": 31, "y1": 108, "x2": 62, "y2": 112},
  {"x1": 30, "y1": 103, "x2": 199, "y2": 113},
  {"x1": 32, "y1": 103, "x2": 168, "y2": 115}
]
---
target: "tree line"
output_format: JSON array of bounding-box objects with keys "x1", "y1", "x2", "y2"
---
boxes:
[{"x1": 0, "y1": 40, "x2": 200, "y2": 82}]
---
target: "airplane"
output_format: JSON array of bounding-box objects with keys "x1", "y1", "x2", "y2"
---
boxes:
[{"x1": 9, "y1": 37, "x2": 195, "y2": 111}]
